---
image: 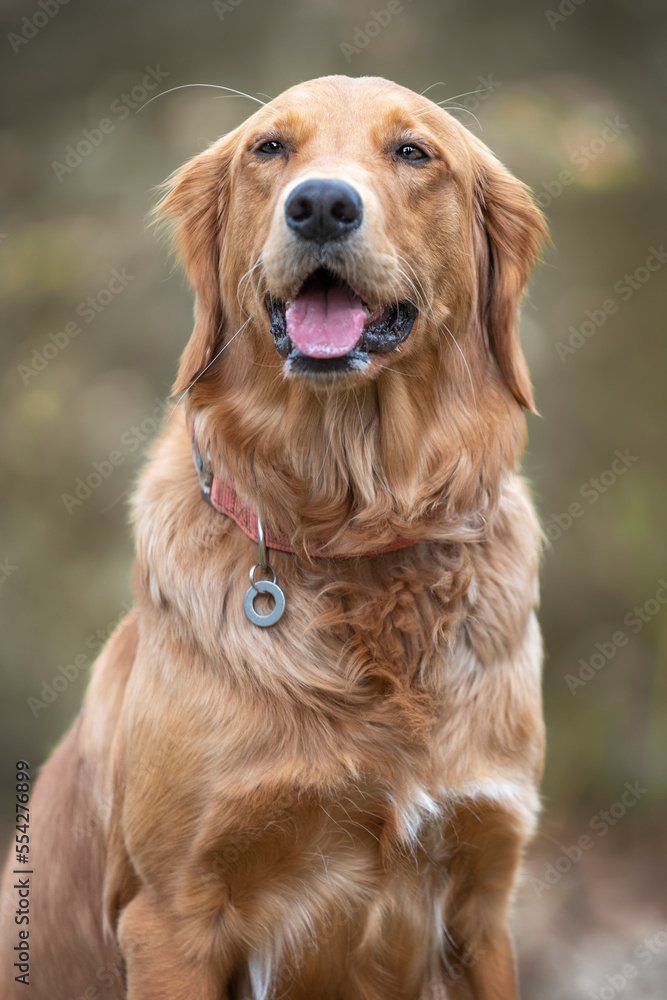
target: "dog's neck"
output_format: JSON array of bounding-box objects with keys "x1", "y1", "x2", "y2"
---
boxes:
[
  {"x1": 185, "y1": 369, "x2": 525, "y2": 556},
  {"x1": 190, "y1": 428, "x2": 468, "y2": 558}
]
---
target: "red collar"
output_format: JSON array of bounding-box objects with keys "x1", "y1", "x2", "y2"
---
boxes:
[{"x1": 192, "y1": 436, "x2": 419, "y2": 559}]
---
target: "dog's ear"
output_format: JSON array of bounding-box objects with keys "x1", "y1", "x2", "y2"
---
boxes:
[
  {"x1": 155, "y1": 134, "x2": 237, "y2": 395},
  {"x1": 472, "y1": 149, "x2": 547, "y2": 412}
]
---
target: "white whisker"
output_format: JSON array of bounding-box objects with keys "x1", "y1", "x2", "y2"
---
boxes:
[
  {"x1": 395, "y1": 256, "x2": 437, "y2": 327},
  {"x1": 436, "y1": 86, "x2": 496, "y2": 105},
  {"x1": 395, "y1": 261, "x2": 444, "y2": 374},
  {"x1": 136, "y1": 83, "x2": 268, "y2": 114},
  {"x1": 439, "y1": 105, "x2": 482, "y2": 130},
  {"x1": 419, "y1": 81, "x2": 449, "y2": 97},
  {"x1": 412, "y1": 104, "x2": 483, "y2": 130},
  {"x1": 418, "y1": 83, "x2": 495, "y2": 105},
  {"x1": 236, "y1": 253, "x2": 264, "y2": 317},
  {"x1": 168, "y1": 316, "x2": 252, "y2": 417},
  {"x1": 352, "y1": 390, "x2": 368, "y2": 451},
  {"x1": 312, "y1": 390, "x2": 339, "y2": 488},
  {"x1": 380, "y1": 366, "x2": 419, "y2": 379},
  {"x1": 439, "y1": 321, "x2": 482, "y2": 433}
]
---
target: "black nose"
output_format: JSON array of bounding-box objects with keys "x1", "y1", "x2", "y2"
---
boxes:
[{"x1": 284, "y1": 179, "x2": 363, "y2": 243}]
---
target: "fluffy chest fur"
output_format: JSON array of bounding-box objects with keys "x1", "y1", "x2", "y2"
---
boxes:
[{"x1": 97, "y1": 415, "x2": 544, "y2": 997}]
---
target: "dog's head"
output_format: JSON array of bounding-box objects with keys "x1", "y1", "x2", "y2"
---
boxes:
[
  {"x1": 159, "y1": 75, "x2": 544, "y2": 405},
  {"x1": 157, "y1": 76, "x2": 545, "y2": 541}
]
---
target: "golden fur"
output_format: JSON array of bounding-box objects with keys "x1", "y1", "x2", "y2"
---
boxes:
[{"x1": 0, "y1": 75, "x2": 547, "y2": 999}]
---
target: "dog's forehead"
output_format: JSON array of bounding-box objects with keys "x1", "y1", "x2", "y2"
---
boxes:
[{"x1": 246, "y1": 75, "x2": 467, "y2": 156}]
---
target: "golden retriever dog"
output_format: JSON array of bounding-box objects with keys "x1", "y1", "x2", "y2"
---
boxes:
[{"x1": 0, "y1": 75, "x2": 546, "y2": 999}]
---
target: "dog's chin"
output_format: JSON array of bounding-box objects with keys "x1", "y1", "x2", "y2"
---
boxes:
[{"x1": 264, "y1": 268, "x2": 417, "y2": 383}]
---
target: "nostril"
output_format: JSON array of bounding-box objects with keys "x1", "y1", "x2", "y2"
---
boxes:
[
  {"x1": 286, "y1": 195, "x2": 313, "y2": 223},
  {"x1": 330, "y1": 197, "x2": 359, "y2": 224}
]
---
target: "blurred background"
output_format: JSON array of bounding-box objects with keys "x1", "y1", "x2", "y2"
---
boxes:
[{"x1": 1, "y1": 0, "x2": 666, "y2": 995}]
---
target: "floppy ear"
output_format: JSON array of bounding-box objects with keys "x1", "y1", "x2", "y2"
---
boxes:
[
  {"x1": 155, "y1": 134, "x2": 236, "y2": 395},
  {"x1": 472, "y1": 150, "x2": 547, "y2": 412}
]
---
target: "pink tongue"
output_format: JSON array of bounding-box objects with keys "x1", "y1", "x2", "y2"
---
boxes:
[{"x1": 286, "y1": 283, "x2": 366, "y2": 358}]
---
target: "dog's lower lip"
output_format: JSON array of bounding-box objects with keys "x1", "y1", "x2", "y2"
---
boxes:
[{"x1": 284, "y1": 348, "x2": 371, "y2": 378}]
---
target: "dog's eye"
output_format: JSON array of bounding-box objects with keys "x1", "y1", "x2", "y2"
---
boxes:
[
  {"x1": 257, "y1": 140, "x2": 284, "y2": 155},
  {"x1": 396, "y1": 143, "x2": 428, "y2": 162}
]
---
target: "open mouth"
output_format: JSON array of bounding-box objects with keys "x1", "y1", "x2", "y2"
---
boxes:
[{"x1": 265, "y1": 268, "x2": 417, "y2": 376}]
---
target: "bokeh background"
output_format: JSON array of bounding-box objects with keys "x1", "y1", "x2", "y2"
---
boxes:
[{"x1": 1, "y1": 0, "x2": 666, "y2": 995}]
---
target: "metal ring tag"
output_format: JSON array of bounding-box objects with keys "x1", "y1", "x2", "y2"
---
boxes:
[{"x1": 244, "y1": 579, "x2": 285, "y2": 627}]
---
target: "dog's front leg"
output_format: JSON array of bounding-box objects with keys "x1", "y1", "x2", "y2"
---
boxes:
[
  {"x1": 438, "y1": 802, "x2": 525, "y2": 1000},
  {"x1": 445, "y1": 925, "x2": 517, "y2": 1000},
  {"x1": 117, "y1": 892, "x2": 225, "y2": 999}
]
